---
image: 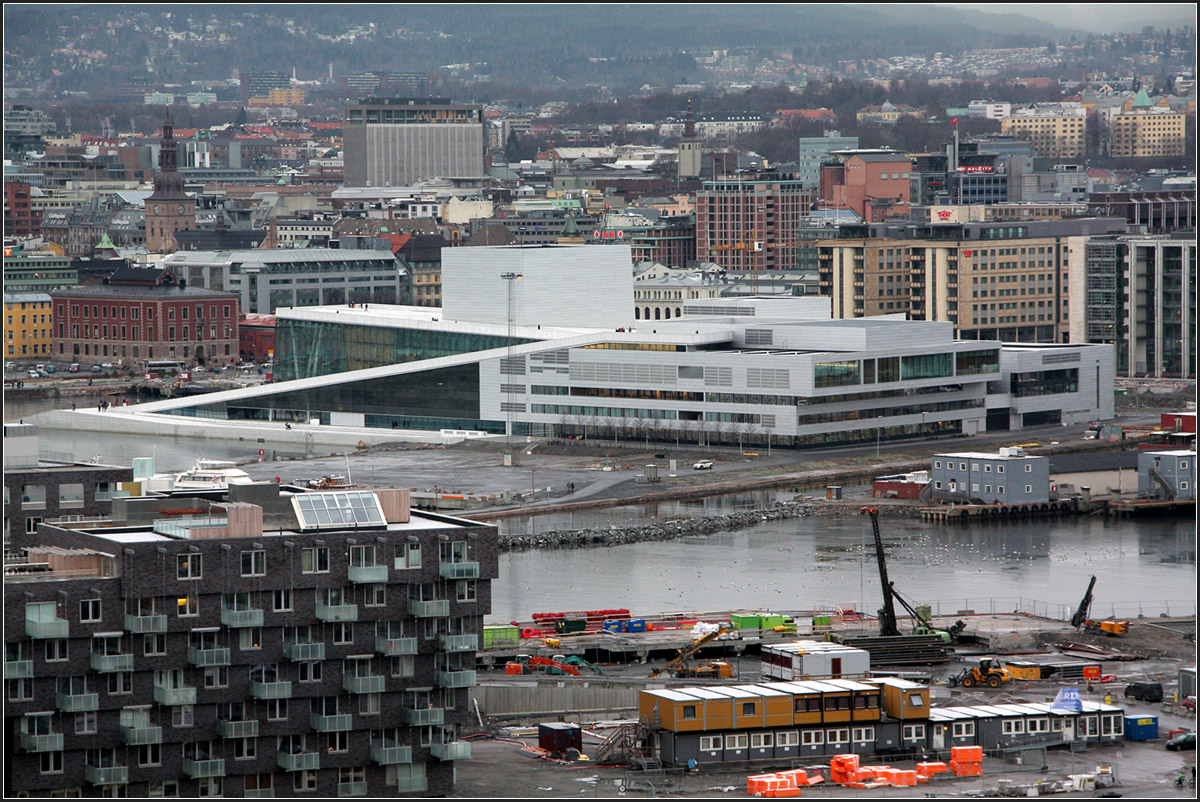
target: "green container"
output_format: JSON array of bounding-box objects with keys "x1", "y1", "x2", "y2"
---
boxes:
[
  {"x1": 813, "y1": 615, "x2": 832, "y2": 627},
  {"x1": 482, "y1": 625, "x2": 519, "y2": 647},
  {"x1": 759, "y1": 615, "x2": 786, "y2": 630},
  {"x1": 730, "y1": 614, "x2": 761, "y2": 630}
]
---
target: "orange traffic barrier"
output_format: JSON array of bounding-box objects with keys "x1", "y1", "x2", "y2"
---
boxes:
[
  {"x1": 952, "y1": 745, "x2": 983, "y2": 762},
  {"x1": 916, "y1": 761, "x2": 948, "y2": 777}
]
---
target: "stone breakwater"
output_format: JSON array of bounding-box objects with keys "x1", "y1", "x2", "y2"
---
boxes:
[{"x1": 498, "y1": 501, "x2": 919, "y2": 553}]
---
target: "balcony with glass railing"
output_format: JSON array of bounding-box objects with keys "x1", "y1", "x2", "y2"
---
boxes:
[
  {"x1": 119, "y1": 724, "x2": 162, "y2": 745},
  {"x1": 343, "y1": 674, "x2": 385, "y2": 694},
  {"x1": 277, "y1": 750, "x2": 320, "y2": 772},
  {"x1": 437, "y1": 633, "x2": 478, "y2": 652},
  {"x1": 315, "y1": 602, "x2": 358, "y2": 622},
  {"x1": 90, "y1": 652, "x2": 134, "y2": 673},
  {"x1": 152, "y1": 681, "x2": 196, "y2": 706},
  {"x1": 181, "y1": 758, "x2": 225, "y2": 778},
  {"x1": 221, "y1": 606, "x2": 264, "y2": 628},
  {"x1": 217, "y1": 718, "x2": 260, "y2": 739},
  {"x1": 282, "y1": 641, "x2": 325, "y2": 661},
  {"x1": 393, "y1": 775, "x2": 428, "y2": 793},
  {"x1": 430, "y1": 741, "x2": 472, "y2": 761},
  {"x1": 370, "y1": 741, "x2": 412, "y2": 765},
  {"x1": 56, "y1": 689, "x2": 99, "y2": 712},
  {"x1": 25, "y1": 614, "x2": 68, "y2": 639},
  {"x1": 438, "y1": 561, "x2": 479, "y2": 580},
  {"x1": 310, "y1": 712, "x2": 353, "y2": 732},
  {"x1": 375, "y1": 636, "x2": 417, "y2": 656},
  {"x1": 347, "y1": 564, "x2": 388, "y2": 584},
  {"x1": 19, "y1": 731, "x2": 64, "y2": 752},
  {"x1": 188, "y1": 647, "x2": 231, "y2": 666},
  {"x1": 85, "y1": 764, "x2": 128, "y2": 785},
  {"x1": 5, "y1": 659, "x2": 34, "y2": 678},
  {"x1": 124, "y1": 611, "x2": 167, "y2": 633},
  {"x1": 408, "y1": 599, "x2": 449, "y2": 618},
  {"x1": 243, "y1": 788, "x2": 276, "y2": 799},
  {"x1": 435, "y1": 669, "x2": 477, "y2": 689},
  {"x1": 402, "y1": 706, "x2": 445, "y2": 726},
  {"x1": 336, "y1": 781, "x2": 368, "y2": 797},
  {"x1": 249, "y1": 679, "x2": 292, "y2": 699}
]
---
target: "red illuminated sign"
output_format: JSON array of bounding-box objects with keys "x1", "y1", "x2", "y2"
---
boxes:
[{"x1": 956, "y1": 165, "x2": 995, "y2": 174}]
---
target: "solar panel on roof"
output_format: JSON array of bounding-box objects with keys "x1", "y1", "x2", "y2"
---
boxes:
[{"x1": 292, "y1": 491, "x2": 386, "y2": 531}]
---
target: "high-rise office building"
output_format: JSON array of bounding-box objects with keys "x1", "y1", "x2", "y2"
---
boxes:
[
  {"x1": 342, "y1": 98, "x2": 486, "y2": 188},
  {"x1": 696, "y1": 172, "x2": 813, "y2": 272}
]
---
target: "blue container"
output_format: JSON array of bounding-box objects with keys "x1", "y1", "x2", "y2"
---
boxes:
[
  {"x1": 603, "y1": 621, "x2": 622, "y2": 632},
  {"x1": 1123, "y1": 715, "x2": 1158, "y2": 742},
  {"x1": 626, "y1": 619, "x2": 646, "y2": 633}
]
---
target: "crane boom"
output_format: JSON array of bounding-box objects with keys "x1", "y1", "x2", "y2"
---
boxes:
[
  {"x1": 1071, "y1": 575, "x2": 1097, "y2": 629},
  {"x1": 650, "y1": 624, "x2": 731, "y2": 678},
  {"x1": 860, "y1": 507, "x2": 900, "y2": 637}
]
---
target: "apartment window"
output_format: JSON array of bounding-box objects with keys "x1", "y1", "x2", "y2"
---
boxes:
[
  {"x1": 903, "y1": 724, "x2": 926, "y2": 739},
  {"x1": 853, "y1": 726, "x2": 875, "y2": 743},
  {"x1": 41, "y1": 751, "x2": 64, "y2": 774},
  {"x1": 301, "y1": 546, "x2": 329, "y2": 574},
  {"x1": 197, "y1": 778, "x2": 221, "y2": 798},
  {"x1": 700, "y1": 735, "x2": 723, "y2": 750},
  {"x1": 273, "y1": 589, "x2": 293, "y2": 612},
  {"x1": 177, "y1": 595, "x2": 198, "y2": 618},
  {"x1": 332, "y1": 622, "x2": 354, "y2": 644},
  {"x1": 171, "y1": 705, "x2": 194, "y2": 728},
  {"x1": 138, "y1": 743, "x2": 162, "y2": 767},
  {"x1": 266, "y1": 699, "x2": 288, "y2": 721},
  {"x1": 244, "y1": 776, "x2": 272, "y2": 796},
  {"x1": 107, "y1": 672, "x2": 132, "y2": 695},
  {"x1": 682, "y1": 705, "x2": 697, "y2": 720},
  {"x1": 363, "y1": 584, "x2": 386, "y2": 607},
  {"x1": 801, "y1": 730, "x2": 824, "y2": 746},
  {"x1": 76, "y1": 710, "x2": 97, "y2": 734},
  {"x1": 144, "y1": 634, "x2": 166, "y2": 656},
  {"x1": 742, "y1": 702, "x2": 757, "y2": 716},
  {"x1": 241, "y1": 550, "x2": 265, "y2": 577},
  {"x1": 148, "y1": 780, "x2": 178, "y2": 798},
  {"x1": 390, "y1": 655, "x2": 415, "y2": 677},
  {"x1": 298, "y1": 661, "x2": 322, "y2": 683},
  {"x1": 45, "y1": 639, "x2": 68, "y2": 662},
  {"x1": 176, "y1": 553, "x2": 202, "y2": 580},
  {"x1": 725, "y1": 733, "x2": 748, "y2": 749},
  {"x1": 327, "y1": 731, "x2": 349, "y2": 752},
  {"x1": 294, "y1": 771, "x2": 317, "y2": 792},
  {"x1": 456, "y1": 580, "x2": 476, "y2": 602},
  {"x1": 953, "y1": 721, "x2": 975, "y2": 737},
  {"x1": 827, "y1": 728, "x2": 849, "y2": 744},
  {"x1": 204, "y1": 667, "x2": 228, "y2": 689},
  {"x1": 233, "y1": 737, "x2": 256, "y2": 760},
  {"x1": 8, "y1": 678, "x2": 34, "y2": 701},
  {"x1": 395, "y1": 542, "x2": 421, "y2": 569},
  {"x1": 239, "y1": 628, "x2": 263, "y2": 650},
  {"x1": 776, "y1": 731, "x2": 800, "y2": 747}
]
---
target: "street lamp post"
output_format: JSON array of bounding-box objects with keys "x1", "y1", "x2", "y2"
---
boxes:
[{"x1": 500, "y1": 272, "x2": 523, "y2": 447}]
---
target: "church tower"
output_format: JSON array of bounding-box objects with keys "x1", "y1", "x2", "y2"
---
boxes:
[
  {"x1": 677, "y1": 100, "x2": 702, "y2": 180},
  {"x1": 145, "y1": 109, "x2": 195, "y2": 253}
]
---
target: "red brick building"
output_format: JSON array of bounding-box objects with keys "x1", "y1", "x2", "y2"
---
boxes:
[
  {"x1": 696, "y1": 171, "x2": 813, "y2": 272},
  {"x1": 819, "y1": 151, "x2": 913, "y2": 223},
  {"x1": 51, "y1": 266, "x2": 238, "y2": 368},
  {"x1": 238, "y1": 313, "x2": 275, "y2": 362},
  {"x1": 4, "y1": 182, "x2": 39, "y2": 238}
]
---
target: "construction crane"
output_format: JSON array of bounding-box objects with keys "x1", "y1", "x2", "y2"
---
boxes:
[
  {"x1": 1071, "y1": 575, "x2": 1130, "y2": 636},
  {"x1": 860, "y1": 507, "x2": 901, "y2": 637},
  {"x1": 859, "y1": 507, "x2": 965, "y2": 642},
  {"x1": 650, "y1": 623, "x2": 733, "y2": 679}
]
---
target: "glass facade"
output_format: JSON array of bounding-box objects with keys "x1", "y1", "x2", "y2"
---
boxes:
[
  {"x1": 900, "y1": 352, "x2": 954, "y2": 381},
  {"x1": 814, "y1": 361, "x2": 861, "y2": 388},
  {"x1": 274, "y1": 320, "x2": 529, "y2": 382},
  {"x1": 955, "y1": 349, "x2": 1000, "y2": 376},
  {"x1": 1010, "y1": 368, "x2": 1078, "y2": 397},
  {"x1": 175, "y1": 364, "x2": 502, "y2": 433}
]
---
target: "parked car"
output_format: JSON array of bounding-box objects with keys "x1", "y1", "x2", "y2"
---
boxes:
[
  {"x1": 1165, "y1": 731, "x2": 1196, "y2": 751},
  {"x1": 693, "y1": 460, "x2": 714, "y2": 470},
  {"x1": 1124, "y1": 681, "x2": 1164, "y2": 703},
  {"x1": 91, "y1": 365, "x2": 103, "y2": 373},
  {"x1": 5, "y1": 362, "x2": 15, "y2": 371},
  {"x1": 44, "y1": 365, "x2": 56, "y2": 373},
  {"x1": 69, "y1": 363, "x2": 80, "y2": 372},
  {"x1": 27, "y1": 370, "x2": 40, "y2": 379},
  {"x1": 1183, "y1": 695, "x2": 1196, "y2": 711}
]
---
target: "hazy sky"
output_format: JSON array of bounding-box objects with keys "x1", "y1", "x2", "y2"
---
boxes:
[{"x1": 941, "y1": 3, "x2": 1196, "y2": 34}]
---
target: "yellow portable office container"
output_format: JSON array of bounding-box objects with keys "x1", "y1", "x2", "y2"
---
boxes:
[
  {"x1": 806, "y1": 680, "x2": 854, "y2": 724},
  {"x1": 681, "y1": 687, "x2": 735, "y2": 731},
  {"x1": 868, "y1": 678, "x2": 930, "y2": 721},
  {"x1": 822, "y1": 678, "x2": 884, "y2": 723},
  {"x1": 640, "y1": 689, "x2": 710, "y2": 732},
  {"x1": 761, "y1": 681, "x2": 825, "y2": 726}
]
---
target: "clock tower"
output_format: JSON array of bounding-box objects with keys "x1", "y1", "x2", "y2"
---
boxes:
[{"x1": 145, "y1": 109, "x2": 195, "y2": 254}]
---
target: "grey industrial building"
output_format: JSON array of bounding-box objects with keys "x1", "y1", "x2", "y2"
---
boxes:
[
  {"x1": 929, "y1": 448, "x2": 1051, "y2": 505},
  {"x1": 342, "y1": 98, "x2": 486, "y2": 188},
  {"x1": 1138, "y1": 450, "x2": 1196, "y2": 501}
]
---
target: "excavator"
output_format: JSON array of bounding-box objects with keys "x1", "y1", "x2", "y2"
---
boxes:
[
  {"x1": 650, "y1": 623, "x2": 734, "y2": 679},
  {"x1": 1071, "y1": 576, "x2": 1130, "y2": 637},
  {"x1": 860, "y1": 508, "x2": 966, "y2": 643}
]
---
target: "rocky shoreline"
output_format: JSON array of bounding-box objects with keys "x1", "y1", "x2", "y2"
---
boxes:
[{"x1": 497, "y1": 499, "x2": 920, "y2": 553}]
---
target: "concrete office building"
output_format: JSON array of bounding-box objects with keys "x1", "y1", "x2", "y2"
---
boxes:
[
  {"x1": 816, "y1": 217, "x2": 1128, "y2": 343},
  {"x1": 162, "y1": 249, "x2": 409, "y2": 315},
  {"x1": 3, "y1": 483, "x2": 495, "y2": 798},
  {"x1": 1075, "y1": 233, "x2": 1196, "y2": 378},
  {"x1": 342, "y1": 98, "x2": 486, "y2": 188},
  {"x1": 930, "y1": 449, "x2": 1051, "y2": 504},
  {"x1": 797, "y1": 134, "x2": 858, "y2": 188}
]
